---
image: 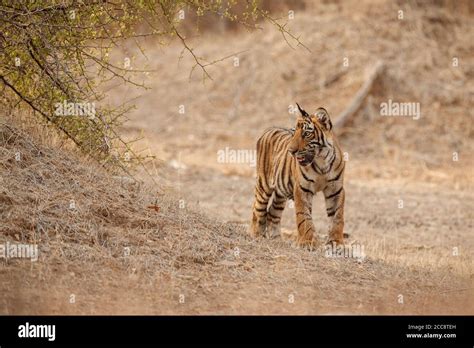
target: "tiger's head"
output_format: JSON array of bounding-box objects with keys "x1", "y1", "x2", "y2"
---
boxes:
[{"x1": 288, "y1": 103, "x2": 334, "y2": 166}]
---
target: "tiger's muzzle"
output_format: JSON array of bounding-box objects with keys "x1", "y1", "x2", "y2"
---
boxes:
[{"x1": 294, "y1": 151, "x2": 315, "y2": 166}]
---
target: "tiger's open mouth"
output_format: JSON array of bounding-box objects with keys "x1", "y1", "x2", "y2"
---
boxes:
[{"x1": 296, "y1": 153, "x2": 313, "y2": 166}]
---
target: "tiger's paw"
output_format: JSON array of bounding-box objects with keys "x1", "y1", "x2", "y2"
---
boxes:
[
  {"x1": 326, "y1": 238, "x2": 344, "y2": 246},
  {"x1": 249, "y1": 223, "x2": 266, "y2": 238},
  {"x1": 296, "y1": 236, "x2": 320, "y2": 251},
  {"x1": 265, "y1": 223, "x2": 281, "y2": 239},
  {"x1": 327, "y1": 230, "x2": 345, "y2": 246}
]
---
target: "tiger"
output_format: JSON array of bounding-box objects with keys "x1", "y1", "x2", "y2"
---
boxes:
[{"x1": 249, "y1": 103, "x2": 345, "y2": 248}]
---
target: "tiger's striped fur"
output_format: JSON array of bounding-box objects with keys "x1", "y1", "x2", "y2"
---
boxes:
[{"x1": 250, "y1": 104, "x2": 345, "y2": 247}]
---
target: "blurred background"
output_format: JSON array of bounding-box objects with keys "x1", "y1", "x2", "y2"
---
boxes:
[{"x1": 107, "y1": 0, "x2": 473, "y2": 222}]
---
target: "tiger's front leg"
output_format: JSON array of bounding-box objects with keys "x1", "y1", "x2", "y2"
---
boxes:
[
  {"x1": 323, "y1": 184, "x2": 345, "y2": 245},
  {"x1": 294, "y1": 184, "x2": 318, "y2": 248}
]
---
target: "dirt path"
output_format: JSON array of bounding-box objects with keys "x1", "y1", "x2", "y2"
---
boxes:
[
  {"x1": 1, "y1": 121, "x2": 472, "y2": 315},
  {"x1": 10, "y1": 163, "x2": 473, "y2": 314},
  {"x1": 145, "y1": 152, "x2": 473, "y2": 314}
]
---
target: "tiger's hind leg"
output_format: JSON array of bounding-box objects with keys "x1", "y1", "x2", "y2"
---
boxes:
[
  {"x1": 250, "y1": 180, "x2": 273, "y2": 238},
  {"x1": 266, "y1": 193, "x2": 286, "y2": 238}
]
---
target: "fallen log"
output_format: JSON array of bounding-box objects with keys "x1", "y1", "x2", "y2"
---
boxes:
[{"x1": 334, "y1": 60, "x2": 385, "y2": 129}]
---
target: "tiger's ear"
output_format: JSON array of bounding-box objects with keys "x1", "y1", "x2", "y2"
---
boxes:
[
  {"x1": 313, "y1": 107, "x2": 332, "y2": 131},
  {"x1": 296, "y1": 102, "x2": 310, "y2": 118}
]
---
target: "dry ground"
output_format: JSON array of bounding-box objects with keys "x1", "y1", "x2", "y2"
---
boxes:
[
  {"x1": 1, "y1": 0, "x2": 473, "y2": 314},
  {"x1": 0, "y1": 121, "x2": 472, "y2": 315}
]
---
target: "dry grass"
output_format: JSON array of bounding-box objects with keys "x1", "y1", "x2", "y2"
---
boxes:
[{"x1": 0, "y1": 120, "x2": 472, "y2": 315}]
